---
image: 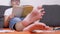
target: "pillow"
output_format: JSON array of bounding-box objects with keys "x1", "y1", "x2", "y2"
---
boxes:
[
  {"x1": 0, "y1": 5, "x2": 12, "y2": 28},
  {"x1": 22, "y1": 5, "x2": 33, "y2": 17},
  {"x1": 40, "y1": 5, "x2": 60, "y2": 27}
]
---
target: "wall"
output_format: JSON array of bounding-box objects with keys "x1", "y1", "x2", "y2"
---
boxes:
[{"x1": 0, "y1": 0, "x2": 60, "y2": 7}]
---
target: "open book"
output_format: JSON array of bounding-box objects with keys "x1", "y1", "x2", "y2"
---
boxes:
[
  {"x1": 12, "y1": 7, "x2": 23, "y2": 17},
  {"x1": 12, "y1": 5, "x2": 33, "y2": 17}
]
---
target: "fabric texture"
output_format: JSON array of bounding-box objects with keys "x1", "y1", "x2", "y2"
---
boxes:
[
  {"x1": 41, "y1": 5, "x2": 60, "y2": 27},
  {"x1": 4, "y1": 8, "x2": 12, "y2": 16},
  {"x1": 0, "y1": 6, "x2": 12, "y2": 28}
]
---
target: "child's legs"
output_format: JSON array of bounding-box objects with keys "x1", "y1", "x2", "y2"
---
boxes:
[{"x1": 9, "y1": 17, "x2": 24, "y2": 30}]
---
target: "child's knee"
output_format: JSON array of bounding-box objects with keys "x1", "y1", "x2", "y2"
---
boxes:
[{"x1": 15, "y1": 22, "x2": 25, "y2": 31}]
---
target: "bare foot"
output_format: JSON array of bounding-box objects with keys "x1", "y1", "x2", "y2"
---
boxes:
[
  {"x1": 22, "y1": 6, "x2": 45, "y2": 26},
  {"x1": 23, "y1": 21, "x2": 52, "y2": 32}
]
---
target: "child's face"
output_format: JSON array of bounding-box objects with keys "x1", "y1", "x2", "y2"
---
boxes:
[{"x1": 11, "y1": 1, "x2": 20, "y2": 6}]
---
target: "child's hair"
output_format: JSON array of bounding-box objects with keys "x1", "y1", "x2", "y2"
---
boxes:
[{"x1": 11, "y1": 0, "x2": 20, "y2": 2}]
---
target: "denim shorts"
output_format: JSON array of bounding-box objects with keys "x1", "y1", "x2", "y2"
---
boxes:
[{"x1": 9, "y1": 17, "x2": 24, "y2": 30}]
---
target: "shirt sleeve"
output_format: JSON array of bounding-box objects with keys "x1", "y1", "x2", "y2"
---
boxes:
[{"x1": 4, "y1": 8, "x2": 12, "y2": 16}]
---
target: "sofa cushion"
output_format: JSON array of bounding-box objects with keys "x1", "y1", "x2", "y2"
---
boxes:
[
  {"x1": 40, "y1": 5, "x2": 60, "y2": 27},
  {"x1": 0, "y1": 5, "x2": 12, "y2": 28},
  {"x1": 22, "y1": 5, "x2": 33, "y2": 17}
]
